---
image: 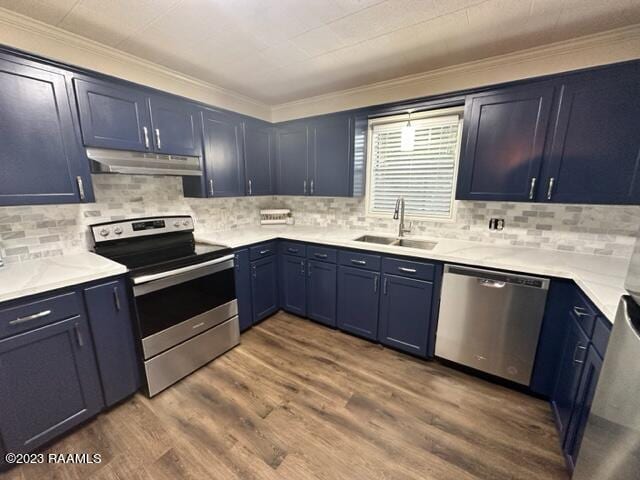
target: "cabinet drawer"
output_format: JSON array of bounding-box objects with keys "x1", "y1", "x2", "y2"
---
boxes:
[
  {"x1": 570, "y1": 289, "x2": 597, "y2": 337},
  {"x1": 338, "y1": 250, "x2": 381, "y2": 271},
  {"x1": 249, "y1": 242, "x2": 276, "y2": 260},
  {"x1": 279, "y1": 241, "x2": 306, "y2": 258},
  {"x1": 0, "y1": 291, "x2": 82, "y2": 339},
  {"x1": 591, "y1": 317, "x2": 611, "y2": 358},
  {"x1": 382, "y1": 257, "x2": 435, "y2": 281},
  {"x1": 307, "y1": 245, "x2": 337, "y2": 263}
]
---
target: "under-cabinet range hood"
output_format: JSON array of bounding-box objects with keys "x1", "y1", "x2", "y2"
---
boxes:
[{"x1": 87, "y1": 148, "x2": 202, "y2": 176}]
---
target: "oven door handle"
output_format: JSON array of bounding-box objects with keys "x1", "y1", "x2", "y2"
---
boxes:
[{"x1": 132, "y1": 254, "x2": 235, "y2": 290}]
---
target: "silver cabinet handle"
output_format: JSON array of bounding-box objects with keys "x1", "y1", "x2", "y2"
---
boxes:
[
  {"x1": 234, "y1": 254, "x2": 240, "y2": 271},
  {"x1": 351, "y1": 259, "x2": 366, "y2": 265},
  {"x1": 547, "y1": 177, "x2": 555, "y2": 200},
  {"x1": 155, "y1": 128, "x2": 161, "y2": 149},
  {"x1": 529, "y1": 177, "x2": 537, "y2": 200},
  {"x1": 260, "y1": 249, "x2": 271, "y2": 255},
  {"x1": 251, "y1": 265, "x2": 257, "y2": 279},
  {"x1": 76, "y1": 176, "x2": 85, "y2": 201},
  {"x1": 314, "y1": 253, "x2": 328, "y2": 259},
  {"x1": 287, "y1": 248, "x2": 299, "y2": 253},
  {"x1": 303, "y1": 180, "x2": 307, "y2": 194},
  {"x1": 310, "y1": 179, "x2": 314, "y2": 195},
  {"x1": 373, "y1": 274, "x2": 379, "y2": 293},
  {"x1": 113, "y1": 286, "x2": 121, "y2": 311},
  {"x1": 75, "y1": 323, "x2": 84, "y2": 347},
  {"x1": 383, "y1": 277, "x2": 388, "y2": 295},
  {"x1": 143, "y1": 126, "x2": 150, "y2": 149},
  {"x1": 573, "y1": 344, "x2": 587, "y2": 364},
  {"x1": 9, "y1": 309, "x2": 52, "y2": 325},
  {"x1": 308, "y1": 262, "x2": 312, "y2": 277},
  {"x1": 573, "y1": 306, "x2": 592, "y2": 318},
  {"x1": 300, "y1": 260, "x2": 305, "y2": 275},
  {"x1": 248, "y1": 179, "x2": 252, "y2": 195},
  {"x1": 209, "y1": 179, "x2": 214, "y2": 196},
  {"x1": 398, "y1": 267, "x2": 417, "y2": 273}
]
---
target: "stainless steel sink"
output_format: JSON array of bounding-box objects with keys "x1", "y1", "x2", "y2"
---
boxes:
[
  {"x1": 391, "y1": 239, "x2": 437, "y2": 250},
  {"x1": 354, "y1": 235, "x2": 397, "y2": 245}
]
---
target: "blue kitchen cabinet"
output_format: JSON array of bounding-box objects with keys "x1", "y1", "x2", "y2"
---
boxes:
[
  {"x1": 234, "y1": 249, "x2": 254, "y2": 332},
  {"x1": 83, "y1": 278, "x2": 140, "y2": 407},
  {"x1": 147, "y1": 95, "x2": 201, "y2": 157},
  {"x1": 279, "y1": 254, "x2": 307, "y2": 316},
  {"x1": 250, "y1": 256, "x2": 279, "y2": 323},
  {"x1": 378, "y1": 274, "x2": 433, "y2": 357},
  {"x1": 276, "y1": 122, "x2": 309, "y2": 195},
  {"x1": 337, "y1": 265, "x2": 380, "y2": 340},
  {"x1": 563, "y1": 344, "x2": 604, "y2": 470},
  {"x1": 456, "y1": 83, "x2": 555, "y2": 201},
  {"x1": 244, "y1": 120, "x2": 275, "y2": 196},
  {"x1": 0, "y1": 54, "x2": 93, "y2": 206},
  {"x1": 551, "y1": 313, "x2": 590, "y2": 440},
  {"x1": 306, "y1": 260, "x2": 337, "y2": 327},
  {"x1": 308, "y1": 113, "x2": 353, "y2": 196},
  {"x1": 74, "y1": 77, "x2": 152, "y2": 152},
  {"x1": 541, "y1": 64, "x2": 640, "y2": 204},
  {"x1": 0, "y1": 316, "x2": 103, "y2": 454}
]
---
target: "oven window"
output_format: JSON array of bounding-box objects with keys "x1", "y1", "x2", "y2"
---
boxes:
[{"x1": 136, "y1": 268, "x2": 235, "y2": 338}]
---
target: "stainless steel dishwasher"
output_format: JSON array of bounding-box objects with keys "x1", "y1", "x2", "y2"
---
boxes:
[{"x1": 435, "y1": 264, "x2": 549, "y2": 386}]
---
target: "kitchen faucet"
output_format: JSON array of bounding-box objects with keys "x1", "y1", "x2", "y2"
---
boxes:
[{"x1": 393, "y1": 197, "x2": 412, "y2": 237}]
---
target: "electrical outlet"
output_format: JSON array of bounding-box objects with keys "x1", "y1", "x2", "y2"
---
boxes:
[{"x1": 488, "y1": 218, "x2": 505, "y2": 231}]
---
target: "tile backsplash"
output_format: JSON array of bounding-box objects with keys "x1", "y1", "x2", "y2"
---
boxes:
[{"x1": 1, "y1": 175, "x2": 639, "y2": 264}]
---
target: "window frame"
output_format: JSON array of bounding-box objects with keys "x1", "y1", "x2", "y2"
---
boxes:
[{"x1": 364, "y1": 107, "x2": 464, "y2": 223}]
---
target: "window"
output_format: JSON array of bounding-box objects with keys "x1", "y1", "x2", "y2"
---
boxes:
[{"x1": 366, "y1": 108, "x2": 463, "y2": 220}]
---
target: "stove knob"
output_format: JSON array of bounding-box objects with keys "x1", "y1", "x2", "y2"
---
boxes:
[
  {"x1": 114, "y1": 227, "x2": 123, "y2": 235},
  {"x1": 99, "y1": 228, "x2": 110, "y2": 237},
  {"x1": 174, "y1": 221, "x2": 181, "y2": 228},
  {"x1": 182, "y1": 220, "x2": 190, "y2": 227}
]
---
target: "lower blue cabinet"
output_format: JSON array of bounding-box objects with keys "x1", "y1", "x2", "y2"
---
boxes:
[
  {"x1": 83, "y1": 278, "x2": 140, "y2": 407},
  {"x1": 0, "y1": 315, "x2": 103, "y2": 454},
  {"x1": 378, "y1": 274, "x2": 433, "y2": 356},
  {"x1": 279, "y1": 254, "x2": 307, "y2": 316},
  {"x1": 234, "y1": 249, "x2": 253, "y2": 332},
  {"x1": 251, "y1": 256, "x2": 278, "y2": 323},
  {"x1": 307, "y1": 260, "x2": 337, "y2": 327},
  {"x1": 337, "y1": 265, "x2": 380, "y2": 340}
]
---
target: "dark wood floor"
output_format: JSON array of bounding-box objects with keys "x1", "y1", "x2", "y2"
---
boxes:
[{"x1": 4, "y1": 312, "x2": 568, "y2": 480}]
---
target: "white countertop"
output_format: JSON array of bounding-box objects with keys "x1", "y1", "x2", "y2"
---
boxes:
[
  {"x1": 0, "y1": 252, "x2": 127, "y2": 303},
  {"x1": 197, "y1": 225, "x2": 630, "y2": 323}
]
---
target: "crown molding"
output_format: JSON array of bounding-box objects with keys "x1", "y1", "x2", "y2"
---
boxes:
[
  {"x1": 0, "y1": 7, "x2": 271, "y2": 120},
  {"x1": 271, "y1": 23, "x2": 640, "y2": 122}
]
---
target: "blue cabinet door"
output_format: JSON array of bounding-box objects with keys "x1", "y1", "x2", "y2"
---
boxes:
[
  {"x1": 279, "y1": 254, "x2": 307, "y2": 316},
  {"x1": 0, "y1": 55, "x2": 93, "y2": 206},
  {"x1": 234, "y1": 249, "x2": 253, "y2": 332},
  {"x1": 251, "y1": 256, "x2": 278, "y2": 323},
  {"x1": 542, "y1": 65, "x2": 640, "y2": 204},
  {"x1": 378, "y1": 274, "x2": 432, "y2": 357},
  {"x1": 0, "y1": 316, "x2": 103, "y2": 453},
  {"x1": 337, "y1": 265, "x2": 380, "y2": 340},
  {"x1": 563, "y1": 345, "x2": 603, "y2": 470},
  {"x1": 201, "y1": 110, "x2": 245, "y2": 197},
  {"x1": 244, "y1": 120, "x2": 275, "y2": 196},
  {"x1": 83, "y1": 278, "x2": 140, "y2": 407},
  {"x1": 457, "y1": 83, "x2": 555, "y2": 201},
  {"x1": 74, "y1": 77, "x2": 151, "y2": 152},
  {"x1": 276, "y1": 122, "x2": 308, "y2": 195},
  {"x1": 148, "y1": 95, "x2": 201, "y2": 157},
  {"x1": 307, "y1": 260, "x2": 337, "y2": 327},
  {"x1": 551, "y1": 314, "x2": 590, "y2": 440},
  {"x1": 309, "y1": 114, "x2": 352, "y2": 196}
]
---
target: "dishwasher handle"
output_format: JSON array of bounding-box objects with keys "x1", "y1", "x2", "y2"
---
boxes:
[{"x1": 478, "y1": 278, "x2": 506, "y2": 288}]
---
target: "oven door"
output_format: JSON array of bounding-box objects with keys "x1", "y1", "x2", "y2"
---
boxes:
[{"x1": 132, "y1": 254, "x2": 237, "y2": 359}]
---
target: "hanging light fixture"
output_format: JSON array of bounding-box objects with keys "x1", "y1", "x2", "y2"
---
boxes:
[{"x1": 400, "y1": 110, "x2": 415, "y2": 152}]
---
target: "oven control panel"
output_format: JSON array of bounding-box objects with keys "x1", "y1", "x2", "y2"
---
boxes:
[{"x1": 91, "y1": 216, "x2": 194, "y2": 243}]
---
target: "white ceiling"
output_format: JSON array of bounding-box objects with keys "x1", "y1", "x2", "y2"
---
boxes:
[{"x1": 2, "y1": 0, "x2": 640, "y2": 104}]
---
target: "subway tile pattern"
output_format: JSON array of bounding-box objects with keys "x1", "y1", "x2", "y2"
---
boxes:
[{"x1": 1, "y1": 175, "x2": 639, "y2": 264}]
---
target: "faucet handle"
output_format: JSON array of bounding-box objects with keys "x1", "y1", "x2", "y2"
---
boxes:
[{"x1": 406, "y1": 221, "x2": 413, "y2": 232}]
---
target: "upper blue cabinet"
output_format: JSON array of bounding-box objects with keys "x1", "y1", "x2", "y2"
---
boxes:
[
  {"x1": 0, "y1": 53, "x2": 94, "y2": 206},
  {"x1": 74, "y1": 77, "x2": 201, "y2": 157},
  {"x1": 243, "y1": 119, "x2": 276, "y2": 196},
  {"x1": 541, "y1": 63, "x2": 640, "y2": 204},
  {"x1": 275, "y1": 112, "x2": 361, "y2": 197},
  {"x1": 456, "y1": 83, "x2": 555, "y2": 202}
]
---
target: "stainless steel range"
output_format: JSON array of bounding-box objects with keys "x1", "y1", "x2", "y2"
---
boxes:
[{"x1": 90, "y1": 215, "x2": 239, "y2": 397}]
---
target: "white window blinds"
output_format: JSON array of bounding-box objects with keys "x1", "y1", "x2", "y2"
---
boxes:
[{"x1": 367, "y1": 113, "x2": 462, "y2": 219}]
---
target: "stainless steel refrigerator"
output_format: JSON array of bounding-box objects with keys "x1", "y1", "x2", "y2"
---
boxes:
[{"x1": 573, "y1": 242, "x2": 640, "y2": 479}]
